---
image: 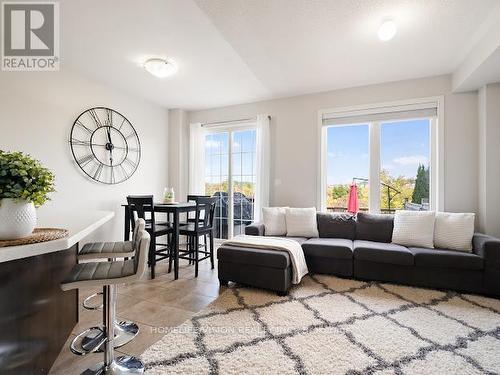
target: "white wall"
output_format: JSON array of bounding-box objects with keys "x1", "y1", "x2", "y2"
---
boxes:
[
  {"x1": 477, "y1": 83, "x2": 500, "y2": 236},
  {"x1": 0, "y1": 71, "x2": 169, "y2": 242},
  {"x1": 187, "y1": 75, "x2": 478, "y2": 215}
]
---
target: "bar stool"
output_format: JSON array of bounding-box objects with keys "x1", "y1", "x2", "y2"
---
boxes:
[
  {"x1": 80, "y1": 219, "x2": 145, "y2": 309},
  {"x1": 127, "y1": 195, "x2": 174, "y2": 279},
  {"x1": 71, "y1": 219, "x2": 145, "y2": 355},
  {"x1": 61, "y1": 230, "x2": 150, "y2": 374}
]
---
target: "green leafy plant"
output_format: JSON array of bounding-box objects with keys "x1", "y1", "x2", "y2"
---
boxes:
[{"x1": 0, "y1": 150, "x2": 55, "y2": 207}]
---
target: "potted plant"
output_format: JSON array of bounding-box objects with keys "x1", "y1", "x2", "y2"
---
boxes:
[{"x1": 0, "y1": 150, "x2": 55, "y2": 240}]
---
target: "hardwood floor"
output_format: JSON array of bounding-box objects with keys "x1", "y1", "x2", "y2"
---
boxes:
[{"x1": 49, "y1": 258, "x2": 224, "y2": 374}]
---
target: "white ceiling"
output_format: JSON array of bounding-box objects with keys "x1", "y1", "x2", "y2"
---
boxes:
[{"x1": 61, "y1": 0, "x2": 500, "y2": 110}]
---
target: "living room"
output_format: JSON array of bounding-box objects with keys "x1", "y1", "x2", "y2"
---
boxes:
[{"x1": 1, "y1": 1, "x2": 500, "y2": 374}]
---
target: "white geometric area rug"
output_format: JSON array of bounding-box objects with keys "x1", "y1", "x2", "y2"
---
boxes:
[{"x1": 142, "y1": 275, "x2": 500, "y2": 374}]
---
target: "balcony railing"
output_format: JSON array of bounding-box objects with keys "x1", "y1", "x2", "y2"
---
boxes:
[{"x1": 327, "y1": 206, "x2": 396, "y2": 214}]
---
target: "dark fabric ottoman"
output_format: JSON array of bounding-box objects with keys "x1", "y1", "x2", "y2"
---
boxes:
[{"x1": 217, "y1": 245, "x2": 292, "y2": 296}]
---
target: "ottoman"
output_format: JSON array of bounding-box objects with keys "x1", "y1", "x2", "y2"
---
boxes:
[{"x1": 217, "y1": 245, "x2": 292, "y2": 296}]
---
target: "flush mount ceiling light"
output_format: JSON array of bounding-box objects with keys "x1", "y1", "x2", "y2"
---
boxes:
[
  {"x1": 378, "y1": 19, "x2": 397, "y2": 42},
  {"x1": 143, "y1": 58, "x2": 177, "y2": 78}
]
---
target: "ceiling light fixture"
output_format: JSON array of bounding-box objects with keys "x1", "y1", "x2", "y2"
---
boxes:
[
  {"x1": 143, "y1": 58, "x2": 177, "y2": 78},
  {"x1": 378, "y1": 19, "x2": 397, "y2": 42}
]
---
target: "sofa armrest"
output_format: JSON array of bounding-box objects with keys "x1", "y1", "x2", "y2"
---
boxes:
[
  {"x1": 245, "y1": 222, "x2": 265, "y2": 236},
  {"x1": 472, "y1": 233, "x2": 500, "y2": 268}
]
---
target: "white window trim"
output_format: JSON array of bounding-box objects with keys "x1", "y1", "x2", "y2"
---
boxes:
[{"x1": 317, "y1": 96, "x2": 445, "y2": 213}]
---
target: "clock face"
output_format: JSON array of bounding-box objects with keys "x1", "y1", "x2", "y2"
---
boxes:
[{"x1": 70, "y1": 107, "x2": 141, "y2": 184}]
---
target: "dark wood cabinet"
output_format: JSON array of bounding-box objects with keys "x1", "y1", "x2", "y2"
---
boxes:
[{"x1": 0, "y1": 245, "x2": 78, "y2": 374}]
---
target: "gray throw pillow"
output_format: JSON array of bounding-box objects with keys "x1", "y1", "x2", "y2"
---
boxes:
[
  {"x1": 355, "y1": 212, "x2": 394, "y2": 243},
  {"x1": 317, "y1": 212, "x2": 356, "y2": 240}
]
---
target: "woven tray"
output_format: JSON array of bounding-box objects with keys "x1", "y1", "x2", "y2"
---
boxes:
[{"x1": 0, "y1": 228, "x2": 69, "y2": 248}]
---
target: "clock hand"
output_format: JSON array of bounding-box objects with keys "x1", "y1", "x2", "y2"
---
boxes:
[
  {"x1": 107, "y1": 128, "x2": 113, "y2": 145},
  {"x1": 106, "y1": 128, "x2": 114, "y2": 162}
]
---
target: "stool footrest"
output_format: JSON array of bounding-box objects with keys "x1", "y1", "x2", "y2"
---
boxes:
[
  {"x1": 82, "y1": 292, "x2": 104, "y2": 310},
  {"x1": 71, "y1": 327, "x2": 106, "y2": 356},
  {"x1": 77, "y1": 321, "x2": 140, "y2": 353}
]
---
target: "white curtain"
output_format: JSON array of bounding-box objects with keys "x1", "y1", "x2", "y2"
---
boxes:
[
  {"x1": 253, "y1": 114, "x2": 270, "y2": 221},
  {"x1": 188, "y1": 123, "x2": 206, "y2": 195}
]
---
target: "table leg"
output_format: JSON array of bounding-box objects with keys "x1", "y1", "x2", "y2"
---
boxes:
[
  {"x1": 174, "y1": 211, "x2": 180, "y2": 280},
  {"x1": 124, "y1": 206, "x2": 130, "y2": 241}
]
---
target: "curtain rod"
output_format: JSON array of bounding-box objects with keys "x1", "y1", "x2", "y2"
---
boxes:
[{"x1": 201, "y1": 115, "x2": 270, "y2": 127}]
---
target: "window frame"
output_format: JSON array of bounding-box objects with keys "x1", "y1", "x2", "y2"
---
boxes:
[{"x1": 317, "y1": 96, "x2": 444, "y2": 213}]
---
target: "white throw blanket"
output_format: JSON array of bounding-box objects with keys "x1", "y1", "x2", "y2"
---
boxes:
[{"x1": 222, "y1": 235, "x2": 308, "y2": 284}]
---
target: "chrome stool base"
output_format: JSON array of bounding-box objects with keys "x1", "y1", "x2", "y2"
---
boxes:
[
  {"x1": 84, "y1": 356, "x2": 145, "y2": 375},
  {"x1": 74, "y1": 321, "x2": 139, "y2": 355}
]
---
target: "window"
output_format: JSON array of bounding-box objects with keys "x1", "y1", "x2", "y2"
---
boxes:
[
  {"x1": 326, "y1": 124, "x2": 369, "y2": 212},
  {"x1": 319, "y1": 98, "x2": 442, "y2": 214},
  {"x1": 189, "y1": 115, "x2": 269, "y2": 240},
  {"x1": 204, "y1": 128, "x2": 257, "y2": 239}
]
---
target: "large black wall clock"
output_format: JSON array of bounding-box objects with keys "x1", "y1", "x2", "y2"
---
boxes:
[{"x1": 69, "y1": 107, "x2": 141, "y2": 184}]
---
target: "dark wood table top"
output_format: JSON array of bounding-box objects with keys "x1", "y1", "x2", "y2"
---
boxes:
[{"x1": 122, "y1": 202, "x2": 196, "y2": 207}]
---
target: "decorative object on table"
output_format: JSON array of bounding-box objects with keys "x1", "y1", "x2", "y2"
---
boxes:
[
  {"x1": 163, "y1": 187, "x2": 176, "y2": 204},
  {"x1": 0, "y1": 150, "x2": 55, "y2": 240},
  {"x1": 69, "y1": 107, "x2": 141, "y2": 185},
  {"x1": 0, "y1": 228, "x2": 68, "y2": 248}
]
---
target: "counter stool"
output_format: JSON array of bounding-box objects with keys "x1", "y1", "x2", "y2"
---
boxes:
[
  {"x1": 72, "y1": 219, "x2": 146, "y2": 355},
  {"x1": 61, "y1": 230, "x2": 150, "y2": 374}
]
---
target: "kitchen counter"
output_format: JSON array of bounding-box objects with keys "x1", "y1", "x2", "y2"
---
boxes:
[
  {"x1": 0, "y1": 209, "x2": 114, "y2": 263},
  {"x1": 0, "y1": 209, "x2": 115, "y2": 375}
]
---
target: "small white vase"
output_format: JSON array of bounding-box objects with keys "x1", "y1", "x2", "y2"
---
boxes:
[
  {"x1": 163, "y1": 187, "x2": 175, "y2": 204},
  {"x1": 0, "y1": 198, "x2": 37, "y2": 240}
]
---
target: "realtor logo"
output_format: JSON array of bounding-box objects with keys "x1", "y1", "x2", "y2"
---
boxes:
[{"x1": 2, "y1": 1, "x2": 59, "y2": 71}]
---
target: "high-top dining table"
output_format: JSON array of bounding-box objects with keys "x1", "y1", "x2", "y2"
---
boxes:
[{"x1": 122, "y1": 202, "x2": 197, "y2": 280}]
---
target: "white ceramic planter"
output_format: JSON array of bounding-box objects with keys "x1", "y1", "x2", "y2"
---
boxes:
[{"x1": 0, "y1": 198, "x2": 37, "y2": 240}]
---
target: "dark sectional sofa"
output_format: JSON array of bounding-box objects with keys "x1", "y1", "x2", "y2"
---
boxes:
[{"x1": 218, "y1": 212, "x2": 500, "y2": 297}]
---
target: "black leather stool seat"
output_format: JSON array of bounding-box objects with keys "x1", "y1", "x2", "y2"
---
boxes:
[{"x1": 78, "y1": 241, "x2": 135, "y2": 260}]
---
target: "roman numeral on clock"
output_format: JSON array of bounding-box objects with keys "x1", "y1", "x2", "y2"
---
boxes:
[
  {"x1": 77, "y1": 154, "x2": 94, "y2": 168},
  {"x1": 88, "y1": 109, "x2": 102, "y2": 128}
]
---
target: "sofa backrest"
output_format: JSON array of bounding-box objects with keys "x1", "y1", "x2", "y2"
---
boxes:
[
  {"x1": 355, "y1": 212, "x2": 394, "y2": 243},
  {"x1": 315, "y1": 212, "x2": 394, "y2": 243},
  {"x1": 317, "y1": 212, "x2": 356, "y2": 240}
]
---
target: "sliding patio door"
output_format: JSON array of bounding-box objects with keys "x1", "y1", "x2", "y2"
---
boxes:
[{"x1": 204, "y1": 128, "x2": 257, "y2": 239}]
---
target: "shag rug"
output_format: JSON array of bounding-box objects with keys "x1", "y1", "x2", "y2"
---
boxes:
[{"x1": 142, "y1": 275, "x2": 500, "y2": 374}]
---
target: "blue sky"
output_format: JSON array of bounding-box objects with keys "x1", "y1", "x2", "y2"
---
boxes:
[
  {"x1": 327, "y1": 119, "x2": 430, "y2": 185},
  {"x1": 205, "y1": 130, "x2": 256, "y2": 183}
]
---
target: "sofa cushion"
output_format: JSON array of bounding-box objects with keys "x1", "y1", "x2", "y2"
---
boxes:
[
  {"x1": 392, "y1": 210, "x2": 436, "y2": 248},
  {"x1": 434, "y1": 212, "x2": 475, "y2": 252},
  {"x1": 317, "y1": 212, "x2": 356, "y2": 240},
  {"x1": 354, "y1": 240, "x2": 414, "y2": 266},
  {"x1": 285, "y1": 207, "x2": 319, "y2": 238},
  {"x1": 356, "y1": 212, "x2": 394, "y2": 243},
  {"x1": 217, "y1": 245, "x2": 290, "y2": 269},
  {"x1": 301, "y1": 238, "x2": 353, "y2": 259},
  {"x1": 262, "y1": 207, "x2": 288, "y2": 236},
  {"x1": 409, "y1": 247, "x2": 484, "y2": 270}
]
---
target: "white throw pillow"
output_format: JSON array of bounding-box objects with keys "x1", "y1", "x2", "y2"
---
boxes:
[
  {"x1": 434, "y1": 212, "x2": 475, "y2": 252},
  {"x1": 285, "y1": 207, "x2": 319, "y2": 238},
  {"x1": 262, "y1": 207, "x2": 288, "y2": 236},
  {"x1": 392, "y1": 210, "x2": 436, "y2": 248}
]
